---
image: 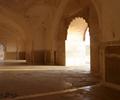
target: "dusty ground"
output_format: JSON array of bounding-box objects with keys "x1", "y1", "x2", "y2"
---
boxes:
[{"x1": 0, "y1": 65, "x2": 119, "y2": 100}]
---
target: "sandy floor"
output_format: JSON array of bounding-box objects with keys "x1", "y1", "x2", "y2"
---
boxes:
[{"x1": 0, "y1": 65, "x2": 119, "y2": 100}]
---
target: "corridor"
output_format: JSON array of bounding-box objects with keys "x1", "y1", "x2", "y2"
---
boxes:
[{"x1": 0, "y1": 0, "x2": 119, "y2": 99}]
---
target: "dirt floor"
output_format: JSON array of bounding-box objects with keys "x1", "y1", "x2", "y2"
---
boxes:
[{"x1": 0, "y1": 66, "x2": 119, "y2": 100}]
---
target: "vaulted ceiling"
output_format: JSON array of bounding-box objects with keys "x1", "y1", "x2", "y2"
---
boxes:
[
  {"x1": 0, "y1": 0, "x2": 98, "y2": 51},
  {"x1": 0, "y1": 0, "x2": 61, "y2": 15}
]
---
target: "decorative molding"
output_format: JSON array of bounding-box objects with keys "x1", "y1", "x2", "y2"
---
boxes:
[
  {"x1": 101, "y1": 41, "x2": 120, "y2": 46},
  {"x1": 102, "y1": 82, "x2": 120, "y2": 91},
  {"x1": 105, "y1": 54, "x2": 120, "y2": 58}
]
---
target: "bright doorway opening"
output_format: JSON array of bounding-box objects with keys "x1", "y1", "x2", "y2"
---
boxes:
[
  {"x1": 65, "y1": 17, "x2": 90, "y2": 71},
  {"x1": 0, "y1": 44, "x2": 5, "y2": 62}
]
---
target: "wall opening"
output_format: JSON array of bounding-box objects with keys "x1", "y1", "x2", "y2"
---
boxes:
[
  {"x1": 0, "y1": 43, "x2": 5, "y2": 62},
  {"x1": 65, "y1": 17, "x2": 90, "y2": 71}
]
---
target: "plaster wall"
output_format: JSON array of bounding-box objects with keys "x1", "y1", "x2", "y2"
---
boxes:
[{"x1": 99, "y1": 0, "x2": 120, "y2": 87}]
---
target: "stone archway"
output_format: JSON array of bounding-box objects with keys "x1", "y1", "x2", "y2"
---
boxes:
[
  {"x1": 56, "y1": 0, "x2": 101, "y2": 76},
  {"x1": 0, "y1": 6, "x2": 37, "y2": 64},
  {"x1": 65, "y1": 17, "x2": 90, "y2": 71}
]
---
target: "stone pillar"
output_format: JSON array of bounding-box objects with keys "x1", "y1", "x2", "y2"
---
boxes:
[
  {"x1": 25, "y1": 39, "x2": 33, "y2": 64},
  {"x1": 90, "y1": 39, "x2": 100, "y2": 75}
]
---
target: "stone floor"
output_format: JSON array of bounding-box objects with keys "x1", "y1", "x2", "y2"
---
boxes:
[
  {"x1": 0, "y1": 65, "x2": 119, "y2": 100},
  {"x1": 28, "y1": 85, "x2": 120, "y2": 100}
]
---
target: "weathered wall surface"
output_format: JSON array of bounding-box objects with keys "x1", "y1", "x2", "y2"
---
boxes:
[
  {"x1": 99, "y1": 0, "x2": 120, "y2": 87},
  {"x1": 101, "y1": 0, "x2": 120, "y2": 41},
  {"x1": 105, "y1": 45, "x2": 120, "y2": 85}
]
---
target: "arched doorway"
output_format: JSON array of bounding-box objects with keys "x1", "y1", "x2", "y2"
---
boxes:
[
  {"x1": 56, "y1": 0, "x2": 101, "y2": 75},
  {"x1": 65, "y1": 17, "x2": 90, "y2": 71},
  {"x1": 0, "y1": 43, "x2": 5, "y2": 62}
]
